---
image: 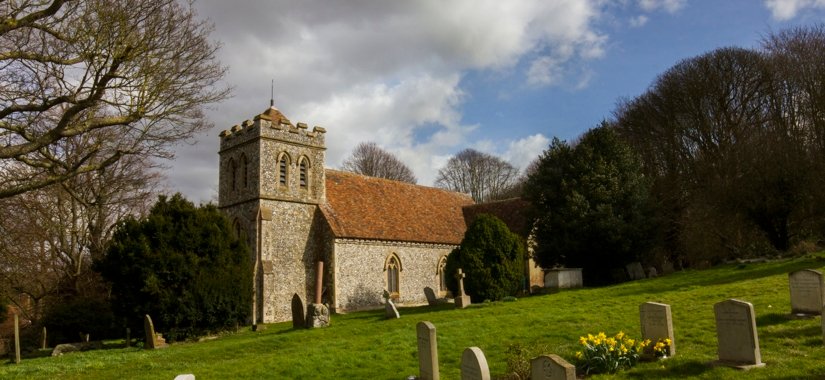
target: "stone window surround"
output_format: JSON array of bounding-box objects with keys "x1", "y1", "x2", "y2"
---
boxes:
[
  {"x1": 298, "y1": 155, "x2": 311, "y2": 190},
  {"x1": 384, "y1": 253, "x2": 402, "y2": 299},
  {"x1": 277, "y1": 152, "x2": 291, "y2": 187},
  {"x1": 436, "y1": 255, "x2": 448, "y2": 295}
]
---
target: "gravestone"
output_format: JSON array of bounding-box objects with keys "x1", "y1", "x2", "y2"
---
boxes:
[
  {"x1": 713, "y1": 299, "x2": 764, "y2": 369},
  {"x1": 417, "y1": 321, "x2": 439, "y2": 380},
  {"x1": 174, "y1": 375, "x2": 195, "y2": 380},
  {"x1": 125, "y1": 328, "x2": 131, "y2": 348},
  {"x1": 41, "y1": 326, "x2": 47, "y2": 350},
  {"x1": 662, "y1": 260, "x2": 675, "y2": 275},
  {"x1": 305, "y1": 303, "x2": 330, "y2": 328},
  {"x1": 531, "y1": 354, "x2": 576, "y2": 380},
  {"x1": 291, "y1": 293, "x2": 305, "y2": 328},
  {"x1": 640, "y1": 302, "x2": 675, "y2": 357},
  {"x1": 788, "y1": 269, "x2": 824, "y2": 316},
  {"x1": 626, "y1": 262, "x2": 646, "y2": 280},
  {"x1": 424, "y1": 287, "x2": 438, "y2": 306},
  {"x1": 385, "y1": 299, "x2": 400, "y2": 319},
  {"x1": 455, "y1": 269, "x2": 471, "y2": 309},
  {"x1": 13, "y1": 313, "x2": 20, "y2": 364},
  {"x1": 647, "y1": 267, "x2": 658, "y2": 278},
  {"x1": 143, "y1": 314, "x2": 167, "y2": 349},
  {"x1": 460, "y1": 347, "x2": 490, "y2": 380}
]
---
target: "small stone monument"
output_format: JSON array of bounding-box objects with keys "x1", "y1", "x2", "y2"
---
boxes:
[
  {"x1": 417, "y1": 321, "x2": 439, "y2": 380},
  {"x1": 305, "y1": 303, "x2": 330, "y2": 328},
  {"x1": 788, "y1": 269, "x2": 824, "y2": 317},
  {"x1": 13, "y1": 313, "x2": 21, "y2": 364},
  {"x1": 174, "y1": 375, "x2": 196, "y2": 380},
  {"x1": 647, "y1": 267, "x2": 658, "y2": 278},
  {"x1": 530, "y1": 354, "x2": 576, "y2": 380},
  {"x1": 291, "y1": 293, "x2": 305, "y2": 328},
  {"x1": 626, "y1": 262, "x2": 646, "y2": 280},
  {"x1": 125, "y1": 328, "x2": 131, "y2": 348},
  {"x1": 424, "y1": 287, "x2": 438, "y2": 306},
  {"x1": 143, "y1": 314, "x2": 167, "y2": 349},
  {"x1": 713, "y1": 299, "x2": 765, "y2": 369},
  {"x1": 640, "y1": 302, "x2": 675, "y2": 357},
  {"x1": 460, "y1": 347, "x2": 490, "y2": 380},
  {"x1": 41, "y1": 326, "x2": 47, "y2": 350},
  {"x1": 384, "y1": 290, "x2": 400, "y2": 319},
  {"x1": 455, "y1": 269, "x2": 471, "y2": 309}
]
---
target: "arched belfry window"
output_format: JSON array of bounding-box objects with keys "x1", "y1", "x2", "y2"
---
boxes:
[
  {"x1": 437, "y1": 256, "x2": 448, "y2": 293},
  {"x1": 299, "y1": 157, "x2": 309, "y2": 189},
  {"x1": 228, "y1": 158, "x2": 237, "y2": 192},
  {"x1": 385, "y1": 254, "x2": 402, "y2": 297},
  {"x1": 278, "y1": 153, "x2": 290, "y2": 187},
  {"x1": 239, "y1": 154, "x2": 248, "y2": 189},
  {"x1": 233, "y1": 218, "x2": 244, "y2": 240}
]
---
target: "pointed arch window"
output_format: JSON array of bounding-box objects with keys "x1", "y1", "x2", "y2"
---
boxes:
[
  {"x1": 239, "y1": 154, "x2": 248, "y2": 189},
  {"x1": 385, "y1": 254, "x2": 401, "y2": 297},
  {"x1": 278, "y1": 153, "x2": 290, "y2": 186},
  {"x1": 228, "y1": 158, "x2": 237, "y2": 192},
  {"x1": 299, "y1": 157, "x2": 309, "y2": 189},
  {"x1": 437, "y1": 256, "x2": 448, "y2": 293}
]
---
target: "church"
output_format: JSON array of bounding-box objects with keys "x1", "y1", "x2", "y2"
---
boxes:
[{"x1": 218, "y1": 104, "x2": 542, "y2": 323}]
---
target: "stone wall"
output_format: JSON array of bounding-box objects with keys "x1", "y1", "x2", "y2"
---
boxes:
[{"x1": 332, "y1": 239, "x2": 455, "y2": 312}]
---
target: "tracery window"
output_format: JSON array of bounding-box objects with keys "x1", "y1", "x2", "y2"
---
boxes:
[{"x1": 385, "y1": 254, "x2": 401, "y2": 297}]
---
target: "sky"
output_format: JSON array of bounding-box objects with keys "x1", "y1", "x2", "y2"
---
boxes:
[{"x1": 167, "y1": 0, "x2": 825, "y2": 203}]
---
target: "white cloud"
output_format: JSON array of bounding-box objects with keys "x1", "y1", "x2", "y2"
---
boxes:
[
  {"x1": 166, "y1": 1, "x2": 615, "y2": 199},
  {"x1": 764, "y1": 0, "x2": 825, "y2": 20},
  {"x1": 630, "y1": 14, "x2": 649, "y2": 27},
  {"x1": 638, "y1": 0, "x2": 686, "y2": 13}
]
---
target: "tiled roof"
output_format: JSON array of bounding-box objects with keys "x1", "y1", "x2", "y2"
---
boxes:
[
  {"x1": 322, "y1": 170, "x2": 474, "y2": 245},
  {"x1": 462, "y1": 198, "x2": 532, "y2": 237}
]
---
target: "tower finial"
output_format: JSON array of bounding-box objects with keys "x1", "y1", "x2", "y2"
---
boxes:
[{"x1": 270, "y1": 79, "x2": 274, "y2": 107}]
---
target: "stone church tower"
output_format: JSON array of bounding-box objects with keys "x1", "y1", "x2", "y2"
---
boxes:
[{"x1": 218, "y1": 104, "x2": 329, "y2": 323}]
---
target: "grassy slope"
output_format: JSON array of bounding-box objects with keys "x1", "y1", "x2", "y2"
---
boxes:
[{"x1": 3, "y1": 255, "x2": 825, "y2": 379}]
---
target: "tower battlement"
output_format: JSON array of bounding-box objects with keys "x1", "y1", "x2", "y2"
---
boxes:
[{"x1": 219, "y1": 107, "x2": 325, "y2": 152}]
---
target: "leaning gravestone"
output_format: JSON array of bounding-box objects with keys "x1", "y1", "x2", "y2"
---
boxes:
[
  {"x1": 143, "y1": 314, "x2": 167, "y2": 349},
  {"x1": 385, "y1": 299, "x2": 400, "y2": 319},
  {"x1": 640, "y1": 302, "x2": 675, "y2": 357},
  {"x1": 788, "y1": 269, "x2": 824, "y2": 316},
  {"x1": 461, "y1": 347, "x2": 490, "y2": 380},
  {"x1": 417, "y1": 321, "x2": 439, "y2": 380},
  {"x1": 424, "y1": 287, "x2": 438, "y2": 306},
  {"x1": 531, "y1": 354, "x2": 575, "y2": 380},
  {"x1": 291, "y1": 293, "x2": 305, "y2": 328},
  {"x1": 626, "y1": 262, "x2": 646, "y2": 280},
  {"x1": 713, "y1": 299, "x2": 764, "y2": 369}
]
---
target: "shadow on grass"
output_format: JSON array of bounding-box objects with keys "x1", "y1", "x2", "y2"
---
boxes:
[
  {"x1": 627, "y1": 360, "x2": 711, "y2": 379},
  {"x1": 756, "y1": 312, "x2": 792, "y2": 327},
  {"x1": 613, "y1": 258, "x2": 822, "y2": 297}
]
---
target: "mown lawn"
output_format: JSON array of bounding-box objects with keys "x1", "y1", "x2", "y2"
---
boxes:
[{"x1": 3, "y1": 255, "x2": 825, "y2": 379}]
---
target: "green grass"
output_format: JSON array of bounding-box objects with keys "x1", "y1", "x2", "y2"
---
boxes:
[{"x1": 4, "y1": 255, "x2": 825, "y2": 379}]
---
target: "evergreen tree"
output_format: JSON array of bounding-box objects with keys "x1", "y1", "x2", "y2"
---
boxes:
[
  {"x1": 524, "y1": 124, "x2": 654, "y2": 285},
  {"x1": 446, "y1": 214, "x2": 525, "y2": 302},
  {"x1": 95, "y1": 194, "x2": 251, "y2": 341}
]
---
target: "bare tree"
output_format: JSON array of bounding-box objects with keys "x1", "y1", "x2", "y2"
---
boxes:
[
  {"x1": 341, "y1": 142, "x2": 417, "y2": 184},
  {"x1": 0, "y1": 135, "x2": 160, "y2": 321},
  {"x1": 0, "y1": 0, "x2": 229, "y2": 198},
  {"x1": 435, "y1": 149, "x2": 520, "y2": 203}
]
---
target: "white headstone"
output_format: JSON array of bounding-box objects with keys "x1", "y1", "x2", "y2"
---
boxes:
[
  {"x1": 789, "y1": 269, "x2": 824, "y2": 316},
  {"x1": 713, "y1": 299, "x2": 765, "y2": 369},
  {"x1": 639, "y1": 302, "x2": 675, "y2": 357},
  {"x1": 173, "y1": 375, "x2": 195, "y2": 380},
  {"x1": 460, "y1": 347, "x2": 490, "y2": 380},
  {"x1": 417, "y1": 321, "x2": 439, "y2": 380},
  {"x1": 530, "y1": 354, "x2": 576, "y2": 380}
]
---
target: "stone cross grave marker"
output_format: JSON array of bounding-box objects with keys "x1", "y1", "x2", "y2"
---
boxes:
[
  {"x1": 531, "y1": 354, "x2": 576, "y2": 380},
  {"x1": 291, "y1": 293, "x2": 305, "y2": 328},
  {"x1": 713, "y1": 299, "x2": 765, "y2": 369},
  {"x1": 13, "y1": 313, "x2": 21, "y2": 364},
  {"x1": 424, "y1": 287, "x2": 438, "y2": 306},
  {"x1": 417, "y1": 321, "x2": 439, "y2": 380},
  {"x1": 460, "y1": 347, "x2": 490, "y2": 380},
  {"x1": 788, "y1": 269, "x2": 824, "y2": 316},
  {"x1": 640, "y1": 302, "x2": 675, "y2": 357},
  {"x1": 455, "y1": 268, "x2": 471, "y2": 309}
]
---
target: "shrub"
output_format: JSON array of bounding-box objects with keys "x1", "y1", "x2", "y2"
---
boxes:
[
  {"x1": 445, "y1": 214, "x2": 525, "y2": 302},
  {"x1": 95, "y1": 194, "x2": 252, "y2": 342},
  {"x1": 41, "y1": 296, "x2": 117, "y2": 345}
]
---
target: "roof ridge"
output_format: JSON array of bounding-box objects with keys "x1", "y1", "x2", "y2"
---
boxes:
[{"x1": 325, "y1": 168, "x2": 474, "y2": 200}]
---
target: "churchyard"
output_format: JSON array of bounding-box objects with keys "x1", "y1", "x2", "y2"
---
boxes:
[{"x1": 4, "y1": 255, "x2": 825, "y2": 379}]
